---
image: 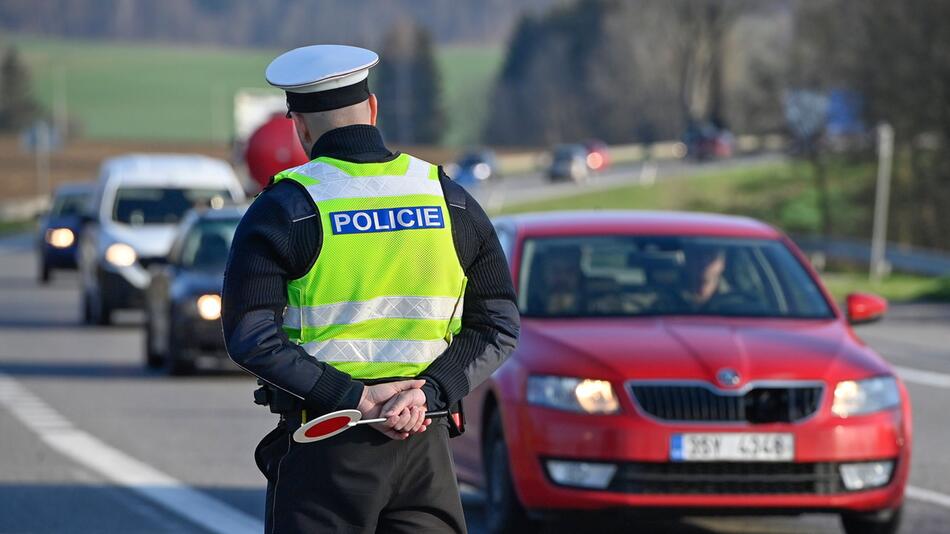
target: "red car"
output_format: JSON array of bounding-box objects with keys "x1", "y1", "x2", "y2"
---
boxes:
[{"x1": 451, "y1": 211, "x2": 911, "y2": 534}]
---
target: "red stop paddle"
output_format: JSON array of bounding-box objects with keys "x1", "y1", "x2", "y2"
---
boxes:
[{"x1": 293, "y1": 408, "x2": 450, "y2": 443}]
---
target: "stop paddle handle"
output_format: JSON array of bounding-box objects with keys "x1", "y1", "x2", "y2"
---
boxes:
[{"x1": 293, "y1": 409, "x2": 451, "y2": 443}]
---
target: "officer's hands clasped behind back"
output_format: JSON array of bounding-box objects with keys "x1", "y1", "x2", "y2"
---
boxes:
[{"x1": 357, "y1": 379, "x2": 431, "y2": 439}]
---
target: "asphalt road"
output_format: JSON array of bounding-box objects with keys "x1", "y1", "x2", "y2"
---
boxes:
[{"x1": 1, "y1": 236, "x2": 950, "y2": 534}]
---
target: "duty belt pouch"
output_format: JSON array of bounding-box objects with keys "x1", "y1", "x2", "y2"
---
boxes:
[
  {"x1": 447, "y1": 399, "x2": 465, "y2": 438},
  {"x1": 253, "y1": 380, "x2": 301, "y2": 414}
]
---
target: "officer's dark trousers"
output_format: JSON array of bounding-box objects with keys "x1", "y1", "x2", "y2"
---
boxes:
[{"x1": 255, "y1": 419, "x2": 467, "y2": 534}]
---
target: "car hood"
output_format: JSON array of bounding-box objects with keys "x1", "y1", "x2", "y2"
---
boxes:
[
  {"x1": 43, "y1": 214, "x2": 84, "y2": 232},
  {"x1": 102, "y1": 223, "x2": 178, "y2": 258},
  {"x1": 172, "y1": 270, "x2": 224, "y2": 297},
  {"x1": 518, "y1": 317, "x2": 890, "y2": 386}
]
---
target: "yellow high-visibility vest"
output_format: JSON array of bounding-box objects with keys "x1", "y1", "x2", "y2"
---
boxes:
[{"x1": 273, "y1": 153, "x2": 466, "y2": 379}]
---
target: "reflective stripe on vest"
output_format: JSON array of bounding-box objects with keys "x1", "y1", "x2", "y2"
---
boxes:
[{"x1": 273, "y1": 153, "x2": 467, "y2": 379}]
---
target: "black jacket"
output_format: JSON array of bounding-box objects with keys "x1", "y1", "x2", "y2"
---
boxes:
[{"x1": 222, "y1": 125, "x2": 520, "y2": 414}]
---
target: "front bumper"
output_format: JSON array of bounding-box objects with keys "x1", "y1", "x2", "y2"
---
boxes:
[
  {"x1": 99, "y1": 268, "x2": 146, "y2": 310},
  {"x1": 171, "y1": 307, "x2": 228, "y2": 361},
  {"x1": 41, "y1": 244, "x2": 79, "y2": 269},
  {"x1": 505, "y1": 404, "x2": 910, "y2": 514}
]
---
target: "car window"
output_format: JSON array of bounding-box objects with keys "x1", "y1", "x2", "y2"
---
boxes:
[
  {"x1": 179, "y1": 218, "x2": 240, "y2": 271},
  {"x1": 112, "y1": 188, "x2": 230, "y2": 225},
  {"x1": 518, "y1": 236, "x2": 833, "y2": 319},
  {"x1": 51, "y1": 191, "x2": 90, "y2": 217},
  {"x1": 494, "y1": 224, "x2": 515, "y2": 263}
]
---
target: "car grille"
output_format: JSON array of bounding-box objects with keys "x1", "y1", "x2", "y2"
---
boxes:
[
  {"x1": 137, "y1": 256, "x2": 166, "y2": 269},
  {"x1": 607, "y1": 461, "x2": 843, "y2": 495},
  {"x1": 628, "y1": 383, "x2": 823, "y2": 423}
]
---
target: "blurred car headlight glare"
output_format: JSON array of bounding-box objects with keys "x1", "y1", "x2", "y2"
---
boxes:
[
  {"x1": 105, "y1": 243, "x2": 137, "y2": 267},
  {"x1": 473, "y1": 162, "x2": 491, "y2": 181},
  {"x1": 527, "y1": 376, "x2": 620, "y2": 414},
  {"x1": 546, "y1": 460, "x2": 616, "y2": 489},
  {"x1": 832, "y1": 376, "x2": 900, "y2": 417},
  {"x1": 45, "y1": 228, "x2": 75, "y2": 248},
  {"x1": 840, "y1": 461, "x2": 893, "y2": 490},
  {"x1": 197, "y1": 294, "x2": 222, "y2": 321}
]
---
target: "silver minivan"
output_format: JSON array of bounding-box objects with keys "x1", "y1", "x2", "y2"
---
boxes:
[{"x1": 79, "y1": 154, "x2": 246, "y2": 325}]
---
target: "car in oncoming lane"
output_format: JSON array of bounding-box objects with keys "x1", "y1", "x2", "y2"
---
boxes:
[
  {"x1": 547, "y1": 144, "x2": 590, "y2": 183},
  {"x1": 450, "y1": 211, "x2": 910, "y2": 534},
  {"x1": 144, "y1": 205, "x2": 245, "y2": 375},
  {"x1": 37, "y1": 182, "x2": 93, "y2": 283}
]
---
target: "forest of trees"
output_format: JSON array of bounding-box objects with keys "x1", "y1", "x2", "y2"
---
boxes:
[
  {"x1": 374, "y1": 21, "x2": 445, "y2": 145},
  {"x1": 484, "y1": 0, "x2": 790, "y2": 146},
  {"x1": 0, "y1": 0, "x2": 556, "y2": 47}
]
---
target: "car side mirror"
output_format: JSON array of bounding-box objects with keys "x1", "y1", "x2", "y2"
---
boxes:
[{"x1": 846, "y1": 293, "x2": 887, "y2": 325}]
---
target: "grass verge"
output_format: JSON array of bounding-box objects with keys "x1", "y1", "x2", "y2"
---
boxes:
[
  {"x1": 0, "y1": 218, "x2": 35, "y2": 238},
  {"x1": 820, "y1": 272, "x2": 950, "y2": 303}
]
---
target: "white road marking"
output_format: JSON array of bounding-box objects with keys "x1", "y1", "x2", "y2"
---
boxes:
[
  {"x1": 0, "y1": 372, "x2": 264, "y2": 534},
  {"x1": 908, "y1": 486, "x2": 950, "y2": 510},
  {"x1": 894, "y1": 365, "x2": 950, "y2": 389}
]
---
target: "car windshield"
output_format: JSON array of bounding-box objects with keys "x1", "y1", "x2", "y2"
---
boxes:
[
  {"x1": 553, "y1": 146, "x2": 583, "y2": 160},
  {"x1": 518, "y1": 236, "x2": 833, "y2": 319},
  {"x1": 459, "y1": 153, "x2": 491, "y2": 167},
  {"x1": 179, "y1": 218, "x2": 240, "y2": 271},
  {"x1": 112, "y1": 188, "x2": 230, "y2": 225},
  {"x1": 51, "y1": 191, "x2": 90, "y2": 217}
]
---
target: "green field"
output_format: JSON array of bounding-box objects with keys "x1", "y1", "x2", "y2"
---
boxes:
[{"x1": 3, "y1": 35, "x2": 503, "y2": 146}]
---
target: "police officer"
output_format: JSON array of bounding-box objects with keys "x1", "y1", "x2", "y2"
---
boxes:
[{"x1": 222, "y1": 45, "x2": 520, "y2": 533}]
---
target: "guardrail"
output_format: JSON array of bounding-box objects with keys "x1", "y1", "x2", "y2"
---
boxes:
[{"x1": 0, "y1": 195, "x2": 48, "y2": 223}]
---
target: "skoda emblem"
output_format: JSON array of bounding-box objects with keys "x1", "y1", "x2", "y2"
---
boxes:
[{"x1": 717, "y1": 368, "x2": 741, "y2": 387}]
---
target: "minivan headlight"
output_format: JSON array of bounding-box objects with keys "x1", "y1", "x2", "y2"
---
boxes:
[
  {"x1": 832, "y1": 376, "x2": 900, "y2": 417},
  {"x1": 527, "y1": 376, "x2": 620, "y2": 414},
  {"x1": 105, "y1": 243, "x2": 137, "y2": 267}
]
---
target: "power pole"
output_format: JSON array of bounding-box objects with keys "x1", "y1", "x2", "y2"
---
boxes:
[{"x1": 869, "y1": 123, "x2": 894, "y2": 282}]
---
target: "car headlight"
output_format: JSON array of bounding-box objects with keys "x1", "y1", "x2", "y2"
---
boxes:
[
  {"x1": 526, "y1": 376, "x2": 620, "y2": 414},
  {"x1": 105, "y1": 243, "x2": 137, "y2": 267},
  {"x1": 196, "y1": 294, "x2": 222, "y2": 321},
  {"x1": 832, "y1": 376, "x2": 901, "y2": 417},
  {"x1": 45, "y1": 228, "x2": 75, "y2": 248}
]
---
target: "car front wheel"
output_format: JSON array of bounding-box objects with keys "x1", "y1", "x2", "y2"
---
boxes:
[
  {"x1": 841, "y1": 505, "x2": 902, "y2": 534},
  {"x1": 484, "y1": 411, "x2": 535, "y2": 534},
  {"x1": 163, "y1": 316, "x2": 194, "y2": 376},
  {"x1": 39, "y1": 261, "x2": 50, "y2": 284},
  {"x1": 82, "y1": 289, "x2": 111, "y2": 326},
  {"x1": 143, "y1": 310, "x2": 164, "y2": 369}
]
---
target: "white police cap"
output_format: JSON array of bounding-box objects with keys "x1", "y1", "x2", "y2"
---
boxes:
[{"x1": 266, "y1": 45, "x2": 379, "y2": 113}]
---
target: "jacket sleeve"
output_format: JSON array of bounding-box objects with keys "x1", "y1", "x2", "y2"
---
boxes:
[
  {"x1": 419, "y1": 177, "x2": 521, "y2": 410},
  {"x1": 221, "y1": 181, "x2": 364, "y2": 414}
]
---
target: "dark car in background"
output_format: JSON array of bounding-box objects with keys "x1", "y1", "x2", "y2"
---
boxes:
[
  {"x1": 446, "y1": 149, "x2": 500, "y2": 188},
  {"x1": 37, "y1": 182, "x2": 94, "y2": 283},
  {"x1": 683, "y1": 121, "x2": 735, "y2": 161},
  {"x1": 548, "y1": 144, "x2": 590, "y2": 183},
  {"x1": 144, "y1": 205, "x2": 245, "y2": 375}
]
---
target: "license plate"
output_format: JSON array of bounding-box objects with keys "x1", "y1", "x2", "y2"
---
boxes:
[{"x1": 671, "y1": 433, "x2": 794, "y2": 462}]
